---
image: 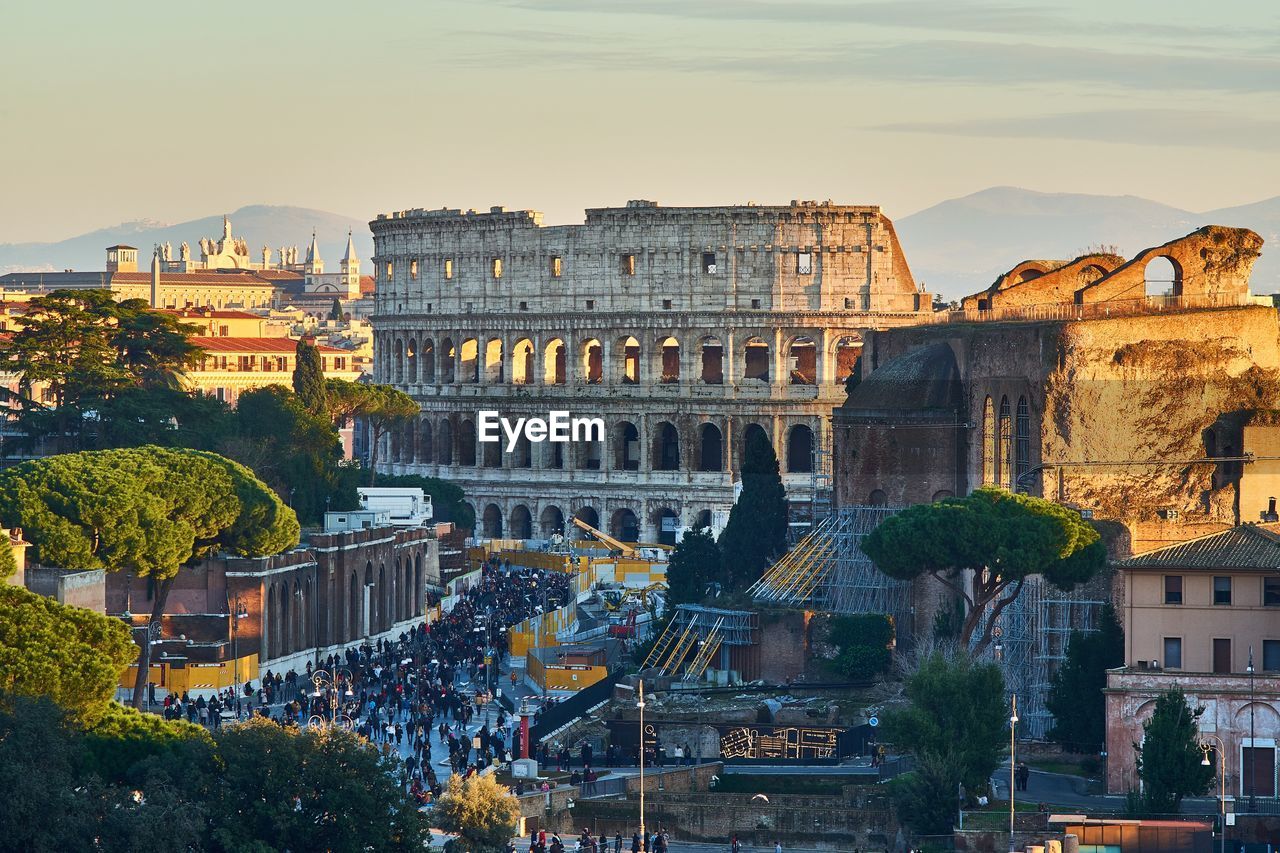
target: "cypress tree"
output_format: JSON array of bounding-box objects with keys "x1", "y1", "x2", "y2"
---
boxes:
[
  {"x1": 719, "y1": 429, "x2": 788, "y2": 590},
  {"x1": 292, "y1": 337, "x2": 328, "y2": 415}
]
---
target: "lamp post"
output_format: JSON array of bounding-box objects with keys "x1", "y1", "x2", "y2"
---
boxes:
[
  {"x1": 1198, "y1": 735, "x2": 1227, "y2": 853},
  {"x1": 638, "y1": 678, "x2": 646, "y2": 848},
  {"x1": 1247, "y1": 645, "x2": 1256, "y2": 811},
  {"x1": 309, "y1": 667, "x2": 354, "y2": 730},
  {"x1": 1009, "y1": 694, "x2": 1018, "y2": 853},
  {"x1": 229, "y1": 594, "x2": 249, "y2": 713}
]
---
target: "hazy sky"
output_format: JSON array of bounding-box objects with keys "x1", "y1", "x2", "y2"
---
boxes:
[{"x1": 3, "y1": 0, "x2": 1277, "y2": 242}]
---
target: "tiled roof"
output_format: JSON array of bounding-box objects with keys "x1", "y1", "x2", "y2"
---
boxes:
[
  {"x1": 159, "y1": 308, "x2": 262, "y2": 320},
  {"x1": 113, "y1": 271, "x2": 300, "y2": 287},
  {"x1": 192, "y1": 337, "x2": 348, "y2": 354},
  {"x1": 1117, "y1": 524, "x2": 1280, "y2": 571},
  {"x1": 359, "y1": 275, "x2": 375, "y2": 295}
]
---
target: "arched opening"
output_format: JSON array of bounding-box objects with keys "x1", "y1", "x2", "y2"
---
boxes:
[
  {"x1": 741, "y1": 423, "x2": 769, "y2": 467},
  {"x1": 440, "y1": 337, "x2": 456, "y2": 383},
  {"x1": 540, "y1": 505, "x2": 565, "y2": 538},
  {"x1": 610, "y1": 508, "x2": 640, "y2": 543},
  {"x1": 482, "y1": 432, "x2": 501, "y2": 468},
  {"x1": 482, "y1": 503, "x2": 503, "y2": 538},
  {"x1": 361, "y1": 561, "x2": 373, "y2": 637},
  {"x1": 413, "y1": 555, "x2": 422, "y2": 615},
  {"x1": 652, "y1": 508, "x2": 680, "y2": 547},
  {"x1": 1015, "y1": 396, "x2": 1030, "y2": 488},
  {"x1": 744, "y1": 336, "x2": 770, "y2": 382},
  {"x1": 485, "y1": 338, "x2": 504, "y2": 383},
  {"x1": 618, "y1": 336, "x2": 641, "y2": 384},
  {"x1": 377, "y1": 563, "x2": 386, "y2": 632},
  {"x1": 390, "y1": 424, "x2": 402, "y2": 464},
  {"x1": 693, "y1": 509, "x2": 713, "y2": 530},
  {"x1": 1143, "y1": 256, "x2": 1181, "y2": 299},
  {"x1": 458, "y1": 419, "x2": 477, "y2": 467},
  {"x1": 697, "y1": 422, "x2": 723, "y2": 472},
  {"x1": 982, "y1": 396, "x2": 995, "y2": 485},
  {"x1": 512, "y1": 338, "x2": 535, "y2": 385},
  {"x1": 615, "y1": 421, "x2": 640, "y2": 470},
  {"x1": 420, "y1": 339, "x2": 435, "y2": 382},
  {"x1": 401, "y1": 421, "x2": 416, "y2": 464},
  {"x1": 1078, "y1": 264, "x2": 1109, "y2": 287},
  {"x1": 577, "y1": 433, "x2": 603, "y2": 470},
  {"x1": 512, "y1": 435, "x2": 532, "y2": 468},
  {"x1": 787, "y1": 424, "x2": 814, "y2": 473},
  {"x1": 348, "y1": 571, "x2": 359, "y2": 642},
  {"x1": 393, "y1": 339, "x2": 404, "y2": 384},
  {"x1": 509, "y1": 504, "x2": 533, "y2": 540},
  {"x1": 868, "y1": 489, "x2": 888, "y2": 506},
  {"x1": 581, "y1": 339, "x2": 603, "y2": 384},
  {"x1": 932, "y1": 490, "x2": 954, "y2": 502},
  {"x1": 544, "y1": 338, "x2": 566, "y2": 385},
  {"x1": 545, "y1": 440, "x2": 564, "y2": 469},
  {"x1": 573, "y1": 505, "x2": 600, "y2": 530},
  {"x1": 998, "y1": 396, "x2": 1012, "y2": 489},
  {"x1": 788, "y1": 336, "x2": 816, "y2": 385},
  {"x1": 460, "y1": 338, "x2": 479, "y2": 383},
  {"x1": 406, "y1": 339, "x2": 418, "y2": 384},
  {"x1": 418, "y1": 420, "x2": 433, "y2": 463},
  {"x1": 700, "y1": 336, "x2": 723, "y2": 384},
  {"x1": 437, "y1": 419, "x2": 454, "y2": 465},
  {"x1": 659, "y1": 336, "x2": 680, "y2": 383},
  {"x1": 653, "y1": 421, "x2": 680, "y2": 471}
]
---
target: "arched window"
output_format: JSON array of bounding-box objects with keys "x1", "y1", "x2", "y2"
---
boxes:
[
  {"x1": 540, "y1": 505, "x2": 565, "y2": 538},
  {"x1": 659, "y1": 336, "x2": 680, "y2": 383},
  {"x1": 610, "y1": 508, "x2": 640, "y2": 543},
  {"x1": 439, "y1": 338, "x2": 456, "y2": 383},
  {"x1": 509, "y1": 505, "x2": 533, "y2": 539},
  {"x1": 437, "y1": 419, "x2": 454, "y2": 465},
  {"x1": 406, "y1": 338, "x2": 418, "y2": 384},
  {"x1": 1015, "y1": 396, "x2": 1030, "y2": 488},
  {"x1": 744, "y1": 337, "x2": 770, "y2": 382},
  {"x1": 482, "y1": 432, "x2": 501, "y2": 468},
  {"x1": 833, "y1": 336, "x2": 861, "y2": 384},
  {"x1": 393, "y1": 339, "x2": 404, "y2": 384},
  {"x1": 512, "y1": 339, "x2": 535, "y2": 385},
  {"x1": 573, "y1": 506, "x2": 600, "y2": 530},
  {"x1": 741, "y1": 423, "x2": 769, "y2": 468},
  {"x1": 544, "y1": 339, "x2": 566, "y2": 385},
  {"x1": 652, "y1": 508, "x2": 679, "y2": 546},
  {"x1": 482, "y1": 504, "x2": 503, "y2": 538},
  {"x1": 998, "y1": 396, "x2": 1012, "y2": 489},
  {"x1": 868, "y1": 489, "x2": 888, "y2": 506},
  {"x1": 1143, "y1": 256, "x2": 1182, "y2": 299},
  {"x1": 700, "y1": 336, "x2": 723, "y2": 384},
  {"x1": 458, "y1": 419, "x2": 477, "y2": 467},
  {"x1": 982, "y1": 396, "x2": 995, "y2": 486},
  {"x1": 460, "y1": 338, "x2": 479, "y2": 383},
  {"x1": 788, "y1": 337, "x2": 816, "y2": 385},
  {"x1": 512, "y1": 435, "x2": 532, "y2": 468},
  {"x1": 485, "y1": 338, "x2": 504, "y2": 383},
  {"x1": 615, "y1": 421, "x2": 640, "y2": 471},
  {"x1": 419, "y1": 420, "x2": 433, "y2": 463},
  {"x1": 618, "y1": 336, "x2": 641, "y2": 384},
  {"x1": 698, "y1": 423, "x2": 723, "y2": 472},
  {"x1": 420, "y1": 339, "x2": 435, "y2": 382},
  {"x1": 653, "y1": 422, "x2": 680, "y2": 471},
  {"x1": 581, "y1": 339, "x2": 603, "y2": 384},
  {"x1": 787, "y1": 424, "x2": 814, "y2": 473},
  {"x1": 932, "y1": 490, "x2": 953, "y2": 502}
]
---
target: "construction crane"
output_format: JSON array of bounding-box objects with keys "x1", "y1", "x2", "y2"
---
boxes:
[{"x1": 571, "y1": 516, "x2": 638, "y2": 558}]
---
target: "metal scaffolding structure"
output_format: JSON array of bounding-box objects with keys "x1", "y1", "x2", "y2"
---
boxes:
[
  {"x1": 972, "y1": 578, "x2": 1106, "y2": 739},
  {"x1": 643, "y1": 604, "x2": 756, "y2": 678}
]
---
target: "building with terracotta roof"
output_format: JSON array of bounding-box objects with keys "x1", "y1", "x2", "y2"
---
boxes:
[{"x1": 185, "y1": 336, "x2": 361, "y2": 405}]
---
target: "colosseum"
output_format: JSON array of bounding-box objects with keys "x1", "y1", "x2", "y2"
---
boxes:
[{"x1": 368, "y1": 199, "x2": 932, "y2": 544}]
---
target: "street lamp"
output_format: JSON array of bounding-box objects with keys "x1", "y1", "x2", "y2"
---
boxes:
[
  {"x1": 1009, "y1": 694, "x2": 1018, "y2": 853},
  {"x1": 309, "y1": 667, "x2": 354, "y2": 730},
  {"x1": 1198, "y1": 735, "x2": 1227, "y2": 853},
  {"x1": 228, "y1": 595, "x2": 249, "y2": 713},
  {"x1": 637, "y1": 678, "x2": 646, "y2": 848},
  {"x1": 1247, "y1": 645, "x2": 1256, "y2": 811}
]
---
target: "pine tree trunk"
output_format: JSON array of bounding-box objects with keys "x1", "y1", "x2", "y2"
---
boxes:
[{"x1": 130, "y1": 575, "x2": 174, "y2": 710}]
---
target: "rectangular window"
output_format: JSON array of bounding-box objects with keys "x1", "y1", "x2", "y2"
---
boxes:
[
  {"x1": 410, "y1": 259, "x2": 419, "y2": 280},
  {"x1": 621, "y1": 254, "x2": 635, "y2": 276},
  {"x1": 1214, "y1": 576, "x2": 1232, "y2": 605},
  {"x1": 1264, "y1": 639, "x2": 1280, "y2": 672},
  {"x1": 519, "y1": 301, "x2": 528, "y2": 311},
  {"x1": 550, "y1": 256, "x2": 562, "y2": 277},
  {"x1": 443, "y1": 258, "x2": 454, "y2": 279},
  {"x1": 702, "y1": 252, "x2": 717, "y2": 274},
  {"x1": 1213, "y1": 637, "x2": 1232, "y2": 673},
  {"x1": 1164, "y1": 575, "x2": 1183, "y2": 605},
  {"x1": 1163, "y1": 637, "x2": 1182, "y2": 669},
  {"x1": 335, "y1": 357, "x2": 346, "y2": 370},
  {"x1": 585, "y1": 299, "x2": 595, "y2": 310},
  {"x1": 751, "y1": 298, "x2": 761, "y2": 309},
  {"x1": 662, "y1": 299, "x2": 672, "y2": 310},
  {"x1": 219, "y1": 324, "x2": 229, "y2": 336},
  {"x1": 491, "y1": 258, "x2": 503, "y2": 279},
  {"x1": 385, "y1": 261, "x2": 393, "y2": 280},
  {"x1": 1265, "y1": 576, "x2": 1280, "y2": 606},
  {"x1": 797, "y1": 252, "x2": 813, "y2": 275}
]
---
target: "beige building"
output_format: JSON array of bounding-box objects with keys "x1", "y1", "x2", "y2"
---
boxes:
[
  {"x1": 369, "y1": 200, "x2": 933, "y2": 544},
  {"x1": 185, "y1": 336, "x2": 361, "y2": 405}
]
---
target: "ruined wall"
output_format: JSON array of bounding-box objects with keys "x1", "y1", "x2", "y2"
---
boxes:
[{"x1": 1078, "y1": 226, "x2": 1260, "y2": 303}]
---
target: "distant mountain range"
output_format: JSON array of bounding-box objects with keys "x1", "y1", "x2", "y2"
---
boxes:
[
  {"x1": 895, "y1": 187, "x2": 1280, "y2": 301},
  {"x1": 0, "y1": 205, "x2": 373, "y2": 276},
  {"x1": 4, "y1": 191, "x2": 1278, "y2": 303}
]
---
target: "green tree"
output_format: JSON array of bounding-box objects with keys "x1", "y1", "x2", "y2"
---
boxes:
[
  {"x1": 329, "y1": 297, "x2": 344, "y2": 322},
  {"x1": 324, "y1": 380, "x2": 419, "y2": 483},
  {"x1": 0, "y1": 447, "x2": 298, "y2": 708},
  {"x1": 0, "y1": 585, "x2": 137, "y2": 723},
  {"x1": 666, "y1": 525, "x2": 720, "y2": 604},
  {"x1": 824, "y1": 614, "x2": 893, "y2": 680},
  {"x1": 375, "y1": 472, "x2": 475, "y2": 530},
  {"x1": 719, "y1": 429, "x2": 788, "y2": 590},
  {"x1": 433, "y1": 771, "x2": 521, "y2": 853},
  {"x1": 92, "y1": 384, "x2": 236, "y2": 450},
  {"x1": 880, "y1": 651, "x2": 1007, "y2": 834},
  {"x1": 862, "y1": 487, "x2": 1105, "y2": 654},
  {"x1": 1, "y1": 289, "x2": 202, "y2": 450},
  {"x1": 208, "y1": 717, "x2": 431, "y2": 853},
  {"x1": 292, "y1": 336, "x2": 329, "y2": 415},
  {"x1": 1046, "y1": 604, "x2": 1124, "y2": 753},
  {"x1": 1134, "y1": 688, "x2": 1212, "y2": 814}
]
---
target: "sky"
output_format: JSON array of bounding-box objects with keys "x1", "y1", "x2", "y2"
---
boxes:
[{"x1": 2, "y1": 0, "x2": 1278, "y2": 242}]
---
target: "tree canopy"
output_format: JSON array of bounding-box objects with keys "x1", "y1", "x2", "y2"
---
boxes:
[
  {"x1": 1046, "y1": 603, "x2": 1124, "y2": 754},
  {"x1": 292, "y1": 337, "x2": 328, "y2": 416},
  {"x1": 433, "y1": 771, "x2": 521, "y2": 853},
  {"x1": 719, "y1": 429, "x2": 788, "y2": 590},
  {"x1": 1134, "y1": 688, "x2": 1212, "y2": 814},
  {"x1": 323, "y1": 379, "x2": 419, "y2": 483},
  {"x1": 0, "y1": 585, "x2": 137, "y2": 724},
  {"x1": 880, "y1": 651, "x2": 1008, "y2": 834},
  {"x1": 862, "y1": 487, "x2": 1105, "y2": 654},
  {"x1": 666, "y1": 525, "x2": 720, "y2": 604}
]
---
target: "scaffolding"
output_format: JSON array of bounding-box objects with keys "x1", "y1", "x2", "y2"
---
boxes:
[
  {"x1": 751, "y1": 505, "x2": 914, "y2": 634},
  {"x1": 971, "y1": 578, "x2": 1106, "y2": 739},
  {"x1": 643, "y1": 605, "x2": 755, "y2": 678}
]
